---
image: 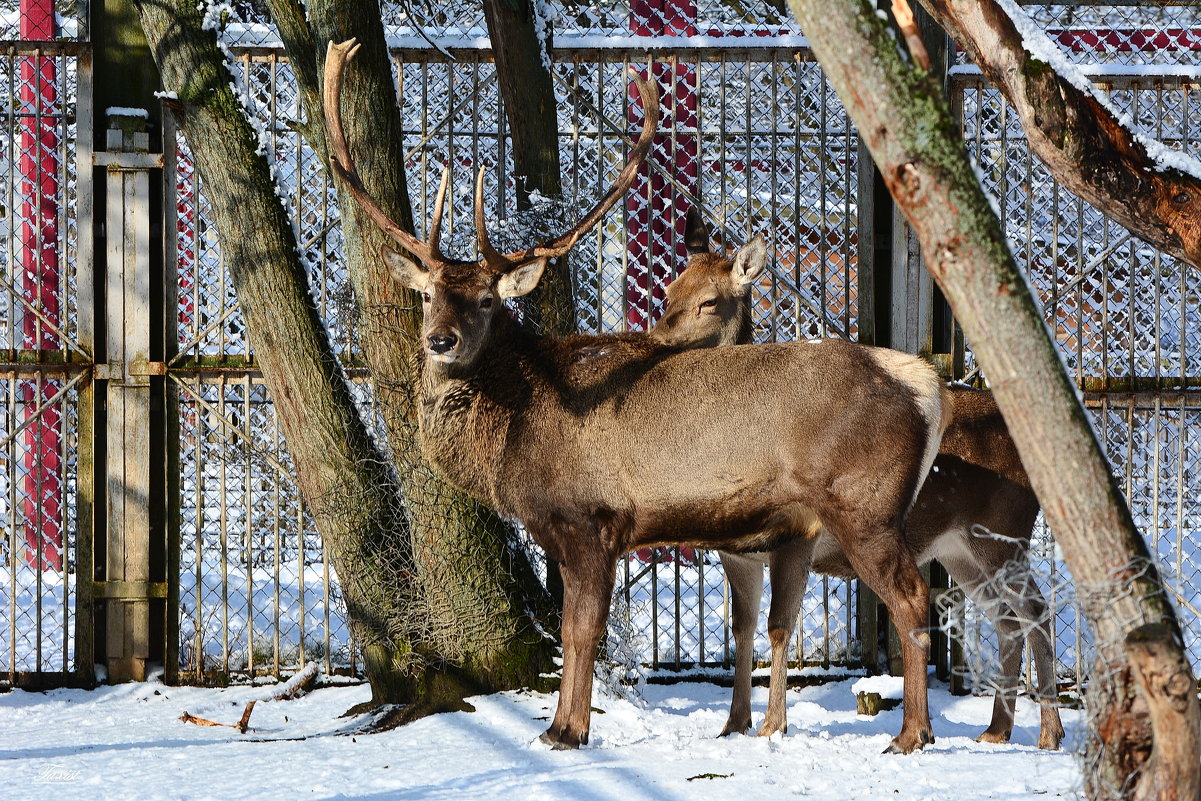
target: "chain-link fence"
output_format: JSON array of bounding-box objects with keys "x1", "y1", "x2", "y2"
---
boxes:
[
  {"x1": 2, "y1": 1, "x2": 1200, "y2": 695},
  {"x1": 0, "y1": 30, "x2": 87, "y2": 679}
]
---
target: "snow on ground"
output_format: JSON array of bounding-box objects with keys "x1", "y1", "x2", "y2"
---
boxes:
[{"x1": 0, "y1": 673, "x2": 1081, "y2": 801}]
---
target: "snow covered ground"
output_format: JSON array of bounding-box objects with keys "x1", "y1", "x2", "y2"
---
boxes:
[{"x1": 0, "y1": 672, "x2": 1081, "y2": 801}]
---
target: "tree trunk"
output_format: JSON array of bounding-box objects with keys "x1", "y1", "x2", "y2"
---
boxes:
[
  {"x1": 297, "y1": 0, "x2": 559, "y2": 699},
  {"x1": 483, "y1": 0, "x2": 575, "y2": 339},
  {"x1": 917, "y1": 0, "x2": 1201, "y2": 270},
  {"x1": 136, "y1": 0, "x2": 557, "y2": 716},
  {"x1": 786, "y1": 1, "x2": 1199, "y2": 798},
  {"x1": 133, "y1": 0, "x2": 422, "y2": 698}
]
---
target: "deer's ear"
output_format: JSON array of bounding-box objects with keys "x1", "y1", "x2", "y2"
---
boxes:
[
  {"x1": 382, "y1": 246, "x2": 430, "y2": 293},
  {"x1": 497, "y1": 257, "x2": 548, "y2": 298},
  {"x1": 731, "y1": 234, "x2": 768, "y2": 287},
  {"x1": 684, "y1": 207, "x2": 711, "y2": 255}
]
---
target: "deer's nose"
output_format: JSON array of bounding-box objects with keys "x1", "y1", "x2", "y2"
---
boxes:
[{"x1": 427, "y1": 333, "x2": 459, "y2": 354}]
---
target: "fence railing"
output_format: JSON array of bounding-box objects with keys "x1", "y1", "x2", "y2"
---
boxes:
[{"x1": 1, "y1": 2, "x2": 1200, "y2": 696}]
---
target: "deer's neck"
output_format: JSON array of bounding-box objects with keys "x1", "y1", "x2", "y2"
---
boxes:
[
  {"x1": 729, "y1": 290, "x2": 755, "y2": 346},
  {"x1": 417, "y1": 317, "x2": 538, "y2": 508}
]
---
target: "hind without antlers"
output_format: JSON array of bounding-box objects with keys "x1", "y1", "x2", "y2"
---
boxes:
[
  {"x1": 652, "y1": 209, "x2": 1064, "y2": 749},
  {"x1": 325, "y1": 39, "x2": 950, "y2": 753}
]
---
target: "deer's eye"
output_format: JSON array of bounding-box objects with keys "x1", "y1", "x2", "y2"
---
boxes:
[
  {"x1": 699, "y1": 298, "x2": 718, "y2": 311},
  {"x1": 480, "y1": 296, "x2": 493, "y2": 309},
  {"x1": 421, "y1": 292, "x2": 431, "y2": 303}
]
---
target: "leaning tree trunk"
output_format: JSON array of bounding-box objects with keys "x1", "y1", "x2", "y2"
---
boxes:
[
  {"x1": 132, "y1": 0, "x2": 422, "y2": 698},
  {"x1": 917, "y1": 0, "x2": 1201, "y2": 270},
  {"x1": 136, "y1": 0, "x2": 557, "y2": 717},
  {"x1": 787, "y1": 2, "x2": 1200, "y2": 799}
]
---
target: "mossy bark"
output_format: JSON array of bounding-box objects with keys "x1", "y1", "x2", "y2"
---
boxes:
[
  {"x1": 917, "y1": 0, "x2": 1201, "y2": 270},
  {"x1": 134, "y1": 0, "x2": 557, "y2": 712},
  {"x1": 787, "y1": 1, "x2": 1198, "y2": 798}
]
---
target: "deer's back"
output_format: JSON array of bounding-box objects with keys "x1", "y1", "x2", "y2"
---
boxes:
[{"x1": 486, "y1": 337, "x2": 942, "y2": 553}]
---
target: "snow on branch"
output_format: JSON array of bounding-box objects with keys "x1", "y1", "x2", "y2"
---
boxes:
[{"x1": 920, "y1": 0, "x2": 1201, "y2": 269}]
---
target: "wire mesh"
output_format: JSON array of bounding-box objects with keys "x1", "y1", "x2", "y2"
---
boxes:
[
  {"x1": 0, "y1": 1, "x2": 84, "y2": 42},
  {"x1": 173, "y1": 373, "x2": 355, "y2": 678},
  {"x1": 954, "y1": 67, "x2": 1201, "y2": 700},
  {"x1": 0, "y1": 371, "x2": 81, "y2": 675},
  {"x1": 0, "y1": 43, "x2": 83, "y2": 681}
]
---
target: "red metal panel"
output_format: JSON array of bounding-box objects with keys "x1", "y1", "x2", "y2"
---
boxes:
[{"x1": 19, "y1": 0, "x2": 62, "y2": 571}]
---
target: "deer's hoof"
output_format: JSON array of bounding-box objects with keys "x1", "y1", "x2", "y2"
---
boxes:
[
  {"x1": 718, "y1": 720, "x2": 752, "y2": 738},
  {"x1": 756, "y1": 721, "x2": 788, "y2": 738},
  {"x1": 975, "y1": 727, "x2": 1012, "y2": 745},
  {"x1": 539, "y1": 727, "x2": 586, "y2": 750},
  {"x1": 883, "y1": 727, "x2": 933, "y2": 754},
  {"x1": 1038, "y1": 726, "x2": 1066, "y2": 751}
]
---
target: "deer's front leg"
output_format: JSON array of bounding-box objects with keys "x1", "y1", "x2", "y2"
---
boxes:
[
  {"x1": 541, "y1": 555, "x2": 617, "y2": 749},
  {"x1": 758, "y1": 538, "x2": 814, "y2": 737}
]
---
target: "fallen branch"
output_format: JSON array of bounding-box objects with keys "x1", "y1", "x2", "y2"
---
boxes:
[{"x1": 179, "y1": 663, "x2": 321, "y2": 734}]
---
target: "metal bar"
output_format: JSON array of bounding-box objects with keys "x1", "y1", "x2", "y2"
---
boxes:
[
  {"x1": 243, "y1": 374, "x2": 254, "y2": 675},
  {"x1": 7, "y1": 378, "x2": 17, "y2": 675},
  {"x1": 192, "y1": 376, "x2": 204, "y2": 680},
  {"x1": 163, "y1": 101, "x2": 182, "y2": 684},
  {"x1": 219, "y1": 374, "x2": 229, "y2": 671},
  {"x1": 73, "y1": 43, "x2": 96, "y2": 680},
  {"x1": 0, "y1": 369, "x2": 87, "y2": 450}
]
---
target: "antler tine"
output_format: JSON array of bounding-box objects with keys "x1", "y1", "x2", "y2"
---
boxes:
[
  {"x1": 323, "y1": 39, "x2": 435, "y2": 263},
  {"x1": 498, "y1": 67, "x2": 661, "y2": 264},
  {"x1": 427, "y1": 166, "x2": 451, "y2": 262},
  {"x1": 474, "y1": 168, "x2": 509, "y2": 269}
]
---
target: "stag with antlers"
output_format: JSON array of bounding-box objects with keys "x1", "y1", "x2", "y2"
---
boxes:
[{"x1": 324, "y1": 39, "x2": 950, "y2": 753}]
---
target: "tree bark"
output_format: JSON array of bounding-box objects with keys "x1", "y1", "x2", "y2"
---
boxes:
[
  {"x1": 136, "y1": 0, "x2": 557, "y2": 715},
  {"x1": 295, "y1": 0, "x2": 559, "y2": 699},
  {"x1": 483, "y1": 0, "x2": 575, "y2": 339},
  {"x1": 786, "y1": 1, "x2": 1199, "y2": 798},
  {"x1": 917, "y1": 0, "x2": 1201, "y2": 270},
  {"x1": 133, "y1": 0, "x2": 423, "y2": 697}
]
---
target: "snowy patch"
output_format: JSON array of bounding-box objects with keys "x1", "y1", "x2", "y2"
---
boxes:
[
  {"x1": 850, "y1": 674, "x2": 905, "y2": 699},
  {"x1": 0, "y1": 678, "x2": 1082, "y2": 800},
  {"x1": 105, "y1": 107, "x2": 150, "y2": 118}
]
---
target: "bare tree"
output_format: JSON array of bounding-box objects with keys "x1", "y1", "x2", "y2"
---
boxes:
[
  {"x1": 786, "y1": 1, "x2": 1199, "y2": 798},
  {"x1": 133, "y1": 0, "x2": 558, "y2": 719}
]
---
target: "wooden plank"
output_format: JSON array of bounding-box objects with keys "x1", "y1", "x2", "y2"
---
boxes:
[{"x1": 102, "y1": 119, "x2": 155, "y2": 682}]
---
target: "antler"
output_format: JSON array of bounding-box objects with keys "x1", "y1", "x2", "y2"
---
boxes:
[
  {"x1": 324, "y1": 38, "x2": 661, "y2": 271},
  {"x1": 323, "y1": 38, "x2": 447, "y2": 263},
  {"x1": 474, "y1": 68, "x2": 661, "y2": 269}
]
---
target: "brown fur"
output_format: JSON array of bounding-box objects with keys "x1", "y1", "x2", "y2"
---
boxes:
[
  {"x1": 651, "y1": 211, "x2": 1064, "y2": 750},
  {"x1": 388, "y1": 249, "x2": 946, "y2": 753}
]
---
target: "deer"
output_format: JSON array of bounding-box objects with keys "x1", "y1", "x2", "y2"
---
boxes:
[
  {"x1": 650, "y1": 208, "x2": 1065, "y2": 750},
  {"x1": 324, "y1": 39, "x2": 952, "y2": 754}
]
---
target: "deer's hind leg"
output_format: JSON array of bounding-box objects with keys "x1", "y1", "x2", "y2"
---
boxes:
[
  {"x1": 835, "y1": 523, "x2": 932, "y2": 754},
  {"x1": 945, "y1": 552, "x2": 1064, "y2": 750},
  {"x1": 758, "y1": 537, "x2": 814, "y2": 737},
  {"x1": 719, "y1": 552, "x2": 764, "y2": 737}
]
